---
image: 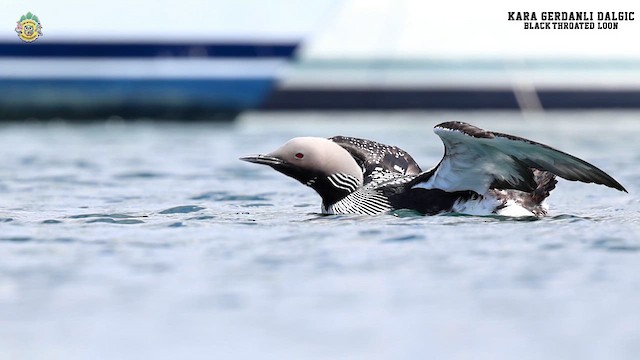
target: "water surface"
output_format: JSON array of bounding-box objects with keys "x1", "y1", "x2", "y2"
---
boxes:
[{"x1": 1, "y1": 111, "x2": 639, "y2": 359}]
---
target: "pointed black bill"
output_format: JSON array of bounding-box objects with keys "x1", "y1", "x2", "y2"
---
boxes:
[{"x1": 239, "y1": 154, "x2": 285, "y2": 166}]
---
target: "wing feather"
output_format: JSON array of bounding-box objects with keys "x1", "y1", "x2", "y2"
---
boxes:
[{"x1": 415, "y1": 121, "x2": 626, "y2": 194}]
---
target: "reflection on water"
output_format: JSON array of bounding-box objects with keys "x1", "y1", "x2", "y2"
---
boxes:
[{"x1": 0, "y1": 112, "x2": 639, "y2": 360}]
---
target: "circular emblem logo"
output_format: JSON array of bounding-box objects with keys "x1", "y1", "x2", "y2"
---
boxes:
[{"x1": 15, "y1": 12, "x2": 43, "y2": 43}]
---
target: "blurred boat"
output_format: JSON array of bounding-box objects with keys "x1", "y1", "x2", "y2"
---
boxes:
[
  {"x1": 262, "y1": 0, "x2": 640, "y2": 111},
  {"x1": 3, "y1": 0, "x2": 640, "y2": 119},
  {"x1": 1, "y1": 0, "x2": 312, "y2": 120},
  {"x1": 0, "y1": 41, "x2": 297, "y2": 120},
  {"x1": 262, "y1": 59, "x2": 640, "y2": 111}
]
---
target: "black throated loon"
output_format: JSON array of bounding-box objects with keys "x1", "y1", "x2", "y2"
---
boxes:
[{"x1": 240, "y1": 122, "x2": 627, "y2": 216}]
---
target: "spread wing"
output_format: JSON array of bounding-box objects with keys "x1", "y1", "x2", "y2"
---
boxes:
[
  {"x1": 414, "y1": 121, "x2": 627, "y2": 194},
  {"x1": 330, "y1": 136, "x2": 422, "y2": 186}
]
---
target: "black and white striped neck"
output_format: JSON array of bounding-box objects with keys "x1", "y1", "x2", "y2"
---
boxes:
[{"x1": 308, "y1": 173, "x2": 361, "y2": 207}]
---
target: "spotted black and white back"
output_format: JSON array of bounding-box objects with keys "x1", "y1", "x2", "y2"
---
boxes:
[{"x1": 330, "y1": 136, "x2": 422, "y2": 186}]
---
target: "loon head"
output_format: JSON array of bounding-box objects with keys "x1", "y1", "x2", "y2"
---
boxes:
[{"x1": 240, "y1": 137, "x2": 363, "y2": 205}]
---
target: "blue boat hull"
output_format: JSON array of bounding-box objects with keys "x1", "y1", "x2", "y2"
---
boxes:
[
  {"x1": 0, "y1": 78, "x2": 274, "y2": 120},
  {"x1": 0, "y1": 41, "x2": 298, "y2": 120}
]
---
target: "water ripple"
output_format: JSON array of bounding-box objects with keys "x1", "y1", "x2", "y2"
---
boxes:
[
  {"x1": 159, "y1": 205, "x2": 204, "y2": 214},
  {"x1": 241, "y1": 203, "x2": 273, "y2": 208},
  {"x1": 115, "y1": 172, "x2": 166, "y2": 179},
  {"x1": 41, "y1": 219, "x2": 62, "y2": 224},
  {"x1": 0, "y1": 236, "x2": 31, "y2": 242},
  {"x1": 68, "y1": 213, "x2": 140, "y2": 219},
  {"x1": 187, "y1": 215, "x2": 216, "y2": 220},
  {"x1": 550, "y1": 214, "x2": 594, "y2": 222},
  {"x1": 390, "y1": 209, "x2": 424, "y2": 218},
  {"x1": 85, "y1": 218, "x2": 145, "y2": 224},
  {"x1": 592, "y1": 237, "x2": 640, "y2": 252},
  {"x1": 191, "y1": 191, "x2": 270, "y2": 201},
  {"x1": 382, "y1": 234, "x2": 425, "y2": 242}
]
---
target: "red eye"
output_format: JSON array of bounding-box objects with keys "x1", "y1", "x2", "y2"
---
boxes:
[{"x1": 295, "y1": 152, "x2": 304, "y2": 159}]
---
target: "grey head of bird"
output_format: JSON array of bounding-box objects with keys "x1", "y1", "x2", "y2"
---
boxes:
[{"x1": 240, "y1": 137, "x2": 364, "y2": 205}]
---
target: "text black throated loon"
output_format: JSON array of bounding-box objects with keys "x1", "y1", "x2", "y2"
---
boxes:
[{"x1": 240, "y1": 122, "x2": 627, "y2": 216}]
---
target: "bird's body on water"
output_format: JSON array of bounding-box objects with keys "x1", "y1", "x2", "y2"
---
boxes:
[{"x1": 240, "y1": 122, "x2": 626, "y2": 217}]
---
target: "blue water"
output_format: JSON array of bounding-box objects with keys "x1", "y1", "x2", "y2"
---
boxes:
[{"x1": 1, "y1": 111, "x2": 639, "y2": 360}]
